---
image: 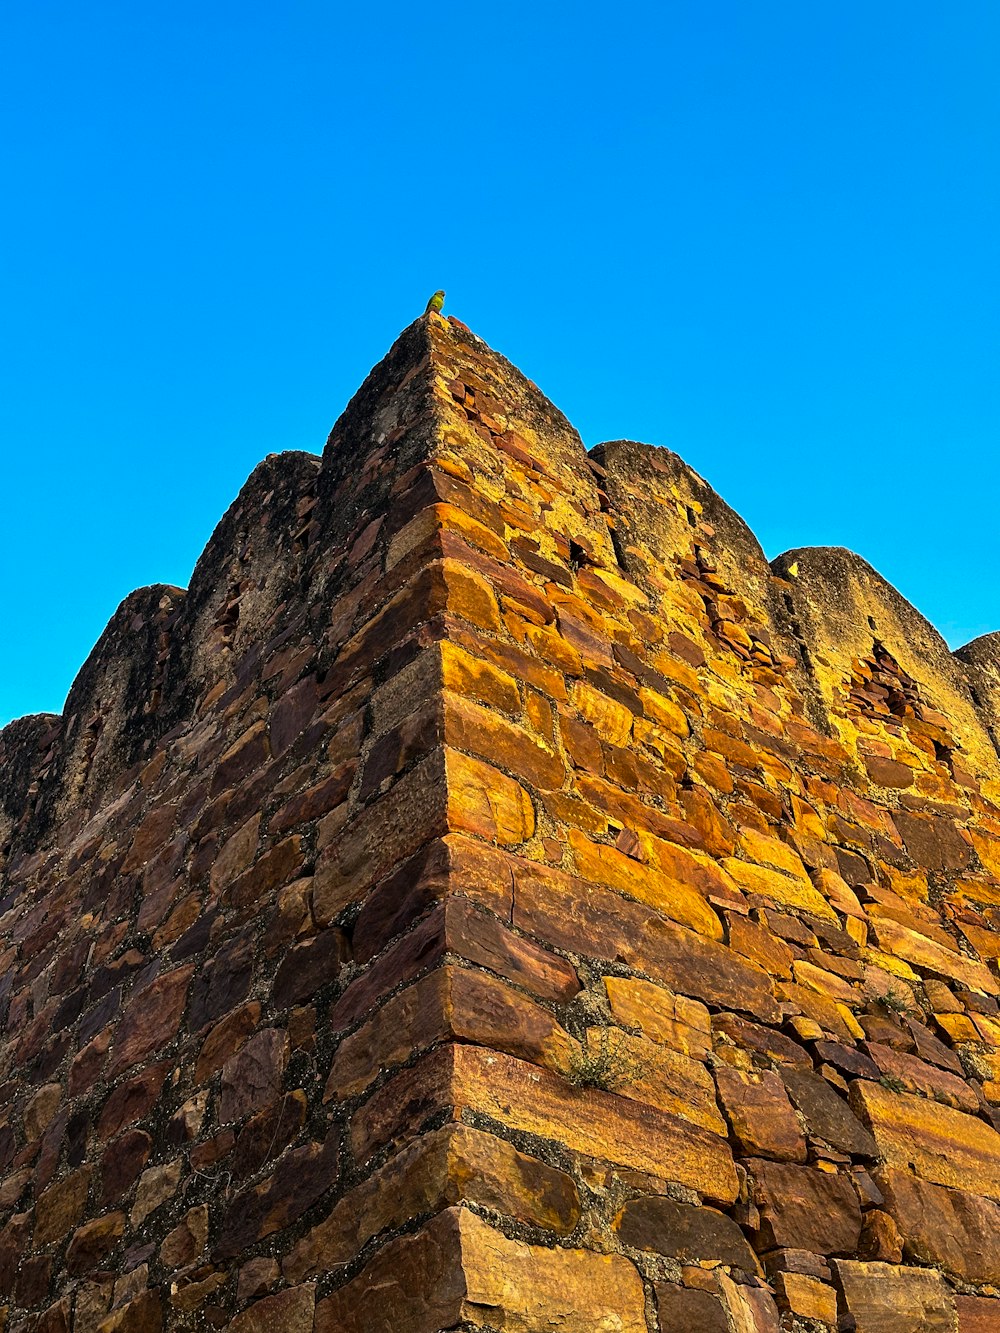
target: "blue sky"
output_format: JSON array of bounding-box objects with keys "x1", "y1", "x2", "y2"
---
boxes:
[{"x1": 1, "y1": 2, "x2": 997, "y2": 726}]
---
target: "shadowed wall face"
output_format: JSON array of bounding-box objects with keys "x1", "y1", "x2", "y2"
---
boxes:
[{"x1": 1, "y1": 315, "x2": 1000, "y2": 1333}]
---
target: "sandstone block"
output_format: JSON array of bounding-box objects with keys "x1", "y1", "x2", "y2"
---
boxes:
[
  {"x1": 108, "y1": 965, "x2": 193, "y2": 1077},
  {"x1": 773, "y1": 1272, "x2": 837, "y2": 1324},
  {"x1": 229, "y1": 1285, "x2": 315, "y2": 1333},
  {"x1": 353, "y1": 1044, "x2": 739, "y2": 1203},
  {"x1": 748, "y1": 1158, "x2": 862, "y2": 1255},
  {"x1": 285, "y1": 1124, "x2": 580, "y2": 1281},
  {"x1": 618, "y1": 1194, "x2": 760, "y2": 1273},
  {"x1": 877, "y1": 1166, "x2": 1000, "y2": 1283},
  {"x1": 568, "y1": 827, "x2": 725, "y2": 938},
  {"x1": 656, "y1": 1284, "x2": 729, "y2": 1333},
  {"x1": 956, "y1": 1296, "x2": 1000, "y2": 1333},
  {"x1": 446, "y1": 748, "x2": 535, "y2": 845},
  {"x1": 714, "y1": 1066, "x2": 807, "y2": 1162},
  {"x1": 850, "y1": 1079, "x2": 1000, "y2": 1199},
  {"x1": 220, "y1": 1028, "x2": 288, "y2": 1123},
  {"x1": 779, "y1": 1066, "x2": 876, "y2": 1156},
  {"x1": 315, "y1": 1207, "x2": 647, "y2": 1333},
  {"x1": 832, "y1": 1259, "x2": 957, "y2": 1333}
]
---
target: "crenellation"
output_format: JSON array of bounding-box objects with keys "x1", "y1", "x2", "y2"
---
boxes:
[{"x1": 0, "y1": 312, "x2": 999, "y2": 1331}]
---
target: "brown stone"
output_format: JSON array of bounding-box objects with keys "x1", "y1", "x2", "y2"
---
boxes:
[
  {"x1": 324, "y1": 965, "x2": 573, "y2": 1101},
  {"x1": 726, "y1": 913, "x2": 794, "y2": 978},
  {"x1": 195, "y1": 1001, "x2": 260, "y2": 1081},
  {"x1": 865, "y1": 1041, "x2": 980, "y2": 1111},
  {"x1": 315, "y1": 1207, "x2": 646, "y2": 1333},
  {"x1": 656, "y1": 1284, "x2": 729, "y2": 1333},
  {"x1": 210, "y1": 814, "x2": 260, "y2": 894},
  {"x1": 230, "y1": 1091, "x2": 307, "y2": 1179},
  {"x1": 352, "y1": 1044, "x2": 739, "y2": 1203},
  {"x1": 271, "y1": 928, "x2": 349, "y2": 1009},
  {"x1": 220, "y1": 1028, "x2": 288, "y2": 1123},
  {"x1": 130, "y1": 1160, "x2": 182, "y2": 1226},
  {"x1": 17, "y1": 1252, "x2": 54, "y2": 1307},
  {"x1": 188, "y1": 936, "x2": 255, "y2": 1032},
  {"x1": 34, "y1": 1166, "x2": 92, "y2": 1245},
  {"x1": 858, "y1": 1208, "x2": 904, "y2": 1263},
  {"x1": 96, "y1": 1061, "x2": 172, "y2": 1135},
  {"x1": 748, "y1": 1159, "x2": 862, "y2": 1255},
  {"x1": 229, "y1": 1285, "x2": 316, "y2": 1333},
  {"x1": 568, "y1": 827, "x2": 725, "y2": 938},
  {"x1": 773, "y1": 1272, "x2": 838, "y2": 1323},
  {"x1": 864, "y1": 754, "x2": 915, "y2": 788},
  {"x1": 312, "y1": 750, "x2": 450, "y2": 921},
  {"x1": 214, "y1": 1132, "x2": 339, "y2": 1259},
  {"x1": 224, "y1": 835, "x2": 305, "y2": 910},
  {"x1": 159, "y1": 1204, "x2": 208, "y2": 1269},
  {"x1": 832, "y1": 1259, "x2": 957, "y2": 1333},
  {"x1": 443, "y1": 691, "x2": 565, "y2": 789},
  {"x1": 893, "y1": 811, "x2": 972, "y2": 871},
  {"x1": 66, "y1": 1211, "x2": 125, "y2": 1274},
  {"x1": 95, "y1": 1289, "x2": 163, "y2": 1333},
  {"x1": 956, "y1": 1296, "x2": 1000, "y2": 1333},
  {"x1": 779, "y1": 1067, "x2": 877, "y2": 1155},
  {"x1": 446, "y1": 748, "x2": 535, "y2": 845},
  {"x1": 513, "y1": 859, "x2": 780, "y2": 1023},
  {"x1": 285, "y1": 1124, "x2": 581, "y2": 1281},
  {"x1": 606, "y1": 977, "x2": 711, "y2": 1058},
  {"x1": 850, "y1": 1079, "x2": 1000, "y2": 1199},
  {"x1": 714, "y1": 1066, "x2": 807, "y2": 1162},
  {"x1": 617, "y1": 1195, "x2": 760, "y2": 1273},
  {"x1": 236, "y1": 1257, "x2": 280, "y2": 1305},
  {"x1": 100, "y1": 1130, "x2": 152, "y2": 1205},
  {"x1": 877, "y1": 1166, "x2": 1000, "y2": 1282},
  {"x1": 108, "y1": 965, "x2": 194, "y2": 1077}
]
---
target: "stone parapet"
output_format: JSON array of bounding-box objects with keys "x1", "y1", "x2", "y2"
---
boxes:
[{"x1": 0, "y1": 313, "x2": 999, "y2": 1331}]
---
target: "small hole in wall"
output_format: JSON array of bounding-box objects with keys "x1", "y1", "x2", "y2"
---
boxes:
[{"x1": 868, "y1": 616, "x2": 878, "y2": 632}]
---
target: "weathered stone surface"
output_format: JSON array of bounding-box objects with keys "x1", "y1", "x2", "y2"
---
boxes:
[
  {"x1": 656, "y1": 1284, "x2": 730, "y2": 1333},
  {"x1": 108, "y1": 965, "x2": 194, "y2": 1077},
  {"x1": 95, "y1": 1289, "x2": 163, "y2": 1333},
  {"x1": 35, "y1": 1166, "x2": 92, "y2": 1245},
  {"x1": 850, "y1": 1079, "x2": 1000, "y2": 1199},
  {"x1": 316, "y1": 1207, "x2": 646, "y2": 1333},
  {"x1": 832, "y1": 1259, "x2": 957, "y2": 1333},
  {"x1": 714, "y1": 1066, "x2": 807, "y2": 1162},
  {"x1": 220, "y1": 1028, "x2": 288, "y2": 1123},
  {"x1": 773, "y1": 1271, "x2": 838, "y2": 1324},
  {"x1": 214, "y1": 1133, "x2": 339, "y2": 1259},
  {"x1": 780, "y1": 1067, "x2": 877, "y2": 1155},
  {"x1": 324, "y1": 964, "x2": 573, "y2": 1100},
  {"x1": 955, "y1": 1296, "x2": 1000, "y2": 1333},
  {"x1": 617, "y1": 1194, "x2": 761, "y2": 1273},
  {"x1": 352, "y1": 1043, "x2": 738, "y2": 1202},
  {"x1": 748, "y1": 1158, "x2": 862, "y2": 1255},
  {"x1": 286, "y1": 1124, "x2": 580, "y2": 1280},
  {"x1": 877, "y1": 1167, "x2": 1000, "y2": 1283},
  {"x1": 229, "y1": 1285, "x2": 315, "y2": 1333},
  {"x1": 5, "y1": 310, "x2": 1000, "y2": 1332},
  {"x1": 66, "y1": 1211, "x2": 125, "y2": 1273}
]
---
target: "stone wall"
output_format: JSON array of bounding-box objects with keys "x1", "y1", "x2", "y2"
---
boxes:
[{"x1": 2, "y1": 313, "x2": 1000, "y2": 1332}]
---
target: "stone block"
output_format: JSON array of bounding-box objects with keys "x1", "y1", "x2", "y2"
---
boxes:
[
  {"x1": 832, "y1": 1259, "x2": 957, "y2": 1333},
  {"x1": 315, "y1": 1207, "x2": 646, "y2": 1333},
  {"x1": 850, "y1": 1079, "x2": 1000, "y2": 1199}
]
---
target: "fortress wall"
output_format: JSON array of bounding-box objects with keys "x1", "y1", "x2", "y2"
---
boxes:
[{"x1": 0, "y1": 315, "x2": 999, "y2": 1332}]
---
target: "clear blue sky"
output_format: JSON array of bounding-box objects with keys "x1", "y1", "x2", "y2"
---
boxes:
[{"x1": 2, "y1": 2, "x2": 998, "y2": 727}]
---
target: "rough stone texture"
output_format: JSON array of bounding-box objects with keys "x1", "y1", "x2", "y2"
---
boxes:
[
  {"x1": 832, "y1": 1259, "x2": 957, "y2": 1332},
  {"x1": 2, "y1": 310, "x2": 1000, "y2": 1329}
]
